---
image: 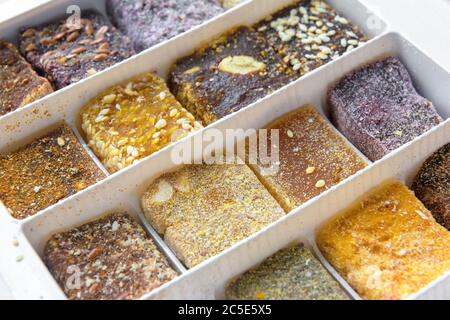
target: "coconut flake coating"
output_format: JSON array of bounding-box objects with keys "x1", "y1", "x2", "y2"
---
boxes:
[
  {"x1": 226, "y1": 244, "x2": 349, "y2": 300},
  {"x1": 107, "y1": 0, "x2": 224, "y2": 52},
  {"x1": 44, "y1": 213, "x2": 177, "y2": 300},
  {"x1": 328, "y1": 57, "x2": 442, "y2": 161},
  {"x1": 412, "y1": 143, "x2": 449, "y2": 230}
]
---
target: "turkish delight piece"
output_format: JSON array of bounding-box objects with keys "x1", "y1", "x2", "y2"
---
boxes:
[
  {"x1": 328, "y1": 56, "x2": 442, "y2": 161},
  {"x1": 107, "y1": 0, "x2": 224, "y2": 52},
  {"x1": 19, "y1": 11, "x2": 134, "y2": 89},
  {"x1": 317, "y1": 181, "x2": 450, "y2": 300},
  {"x1": 169, "y1": 27, "x2": 296, "y2": 125},
  {"x1": 412, "y1": 143, "x2": 449, "y2": 230},
  {"x1": 0, "y1": 40, "x2": 53, "y2": 116},
  {"x1": 44, "y1": 213, "x2": 177, "y2": 300},
  {"x1": 141, "y1": 163, "x2": 285, "y2": 268},
  {"x1": 226, "y1": 244, "x2": 349, "y2": 300}
]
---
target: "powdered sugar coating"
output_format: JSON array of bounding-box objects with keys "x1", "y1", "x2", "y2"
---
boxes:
[{"x1": 328, "y1": 57, "x2": 442, "y2": 161}]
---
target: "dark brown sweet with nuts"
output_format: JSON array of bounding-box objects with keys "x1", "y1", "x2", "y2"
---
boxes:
[
  {"x1": 19, "y1": 11, "x2": 134, "y2": 89},
  {"x1": 0, "y1": 124, "x2": 105, "y2": 220},
  {"x1": 412, "y1": 143, "x2": 449, "y2": 230},
  {"x1": 0, "y1": 40, "x2": 53, "y2": 116},
  {"x1": 169, "y1": 26, "x2": 297, "y2": 125},
  {"x1": 43, "y1": 213, "x2": 177, "y2": 300}
]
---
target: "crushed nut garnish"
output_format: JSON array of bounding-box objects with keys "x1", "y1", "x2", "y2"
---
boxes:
[{"x1": 81, "y1": 72, "x2": 201, "y2": 173}]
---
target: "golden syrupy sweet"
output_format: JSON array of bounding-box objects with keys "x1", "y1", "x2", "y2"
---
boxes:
[
  {"x1": 226, "y1": 244, "x2": 349, "y2": 300},
  {"x1": 44, "y1": 213, "x2": 177, "y2": 300},
  {"x1": 412, "y1": 143, "x2": 449, "y2": 230},
  {"x1": 317, "y1": 181, "x2": 450, "y2": 300},
  {"x1": 249, "y1": 106, "x2": 367, "y2": 212},
  {"x1": 0, "y1": 40, "x2": 53, "y2": 116},
  {"x1": 0, "y1": 125, "x2": 105, "y2": 220},
  {"x1": 141, "y1": 163, "x2": 285, "y2": 268},
  {"x1": 81, "y1": 72, "x2": 202, "y2": 173}
]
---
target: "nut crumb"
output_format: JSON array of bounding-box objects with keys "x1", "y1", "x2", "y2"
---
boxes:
[
  {"x1": 306, "y1": 166, "x2": 316, "y2": 174},
  {"x1": 315, "y1": 180, "x2": 326, "y2": 188},
  {"x1": 218, "y1": 55, "x2": 266, "y2": 75}
]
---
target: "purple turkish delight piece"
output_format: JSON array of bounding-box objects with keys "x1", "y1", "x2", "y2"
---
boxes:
[
  {"x1": 107, "y1": 0, "x2": 224, "y2": 52},
  {"x1": 328, "y1": 57, "x2": 442, "y2": 161}
]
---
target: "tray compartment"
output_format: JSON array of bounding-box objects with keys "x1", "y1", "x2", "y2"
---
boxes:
[{"x1": 2, "y1": 1, "x2": 449, "y2": 300}]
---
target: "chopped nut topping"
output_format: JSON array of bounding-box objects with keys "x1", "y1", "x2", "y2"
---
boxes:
[
  {"x1": 155, "y1": 119, "x2": 167, "y2": 129},
  {"x1": 218, "y1": 55, "x2": 266, "y2": 75},
  {"x1": 57, "y1": 137, "x2": 65, "y2": 146},
  {"x1": 102, "y1": 94, "x2": 117, "y2": 104},
  {"x1": 183, "y1": 66, "x2": 201, "y2": 75},
  {"x1": 18, "y1": 12, "x2": 134, "y2": 89},
  {"x1": 315, "y1": 179, "x2": 326, "y2": 188},
  {"x1": 43, "y1": 213, "x2": 177, "y2": 300},
  {"x1": 306, "y1": 166, "x2": 316, "y2": 174},
  {"x1": 257, "y1": 0, "x2": 367, "y2": 75},
  {"x1": 287, "y1": 129, "x2": 294, "y2": 138},
  {"x1": 151, "y1": 180, "x2": 174, "y2": 203},
  {"x1": 81, "y1": 72, "x2": 201, "y2": 173}
]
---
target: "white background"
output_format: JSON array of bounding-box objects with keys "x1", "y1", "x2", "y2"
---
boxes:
[{"x1": 0, "y1": 0, "x2": 449, "y2": 299}]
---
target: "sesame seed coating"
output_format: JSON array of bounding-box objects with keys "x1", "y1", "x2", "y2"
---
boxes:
[
  {"x1": 249, "y1": 106, "x2": 367, "y2": 212},
  {"x1": 19, "y1": 11, "x2": 134, "y2": 89},
  {"x1": 0, "y1": 125, "x2": 105, "y2": 220},
  {"x1": 0, "y1": 40, "x2": 53, "y2": 116},
  {"x1": 317, "y1": 181, "x2": 450, "y2": 300},
  {"x1": 256, "y1": 0, "x2": 368, "y2": 76},
  {"x1": 81, "y1": 72, "x2": 202, "y2": 173},
  {"x1": 141, "y1": 163, "x2": 285, "y2": 268},
  {"x1": 226, "y1": 244, "x2": 349, "y2": 300},
  {"x1": 169, "y1": 26, "x2": 297, "y2": 125},
  {"x1": 43, "y1": 213, "x2": 177, "y2": 300},
  {"x1": 412, "y1": 143, "x2": 449, "y2": 230},
  {"x1": 328, "y1": 56, "x2": 443, "y2": 161}
]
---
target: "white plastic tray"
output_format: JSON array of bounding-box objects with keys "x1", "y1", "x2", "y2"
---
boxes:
[{"x1": 1, "y1": 0, "x2": 448, "y2": 300}]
